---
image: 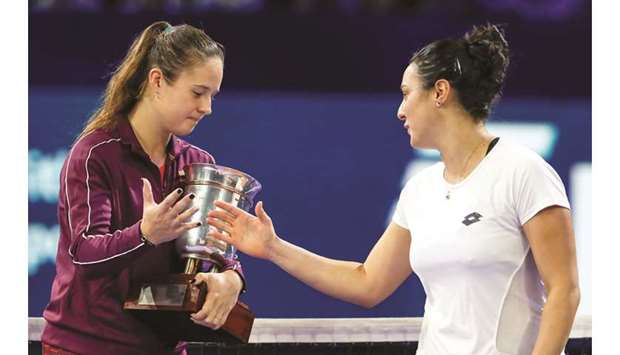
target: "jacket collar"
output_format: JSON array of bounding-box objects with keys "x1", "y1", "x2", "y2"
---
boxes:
[{"x1": 116, "y1": 118, "x2": 190, "y2": 160}]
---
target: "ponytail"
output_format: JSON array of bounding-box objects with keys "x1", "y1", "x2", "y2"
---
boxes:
[{"x1": 79, "y1": 21, "x2": 169, "y2": 139}]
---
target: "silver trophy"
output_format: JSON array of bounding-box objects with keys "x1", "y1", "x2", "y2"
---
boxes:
[
  {"x1": 124, "y1": 163, "x2": 261, "y2": 343},
  {"x1": 176, "y1": 163, "x2": 262, "y2": 274}
]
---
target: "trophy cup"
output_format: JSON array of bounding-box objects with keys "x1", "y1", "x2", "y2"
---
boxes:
[{"x1": 124, "y1": 163, "x2": 262, "y2": 343}]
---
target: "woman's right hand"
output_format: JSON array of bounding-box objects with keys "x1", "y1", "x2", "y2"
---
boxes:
[
  {"x1": 140, "y1": 178, "x2": 201, "y2": 245},
  {"x1": 206, "y1": 200, "x2": 278, "y2": 260}
]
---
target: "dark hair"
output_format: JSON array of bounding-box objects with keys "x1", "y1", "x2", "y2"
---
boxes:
[
  {"x1": 410, "y1": 23, "x2": 510, "y2": 121},
  {"x1": 79, "y1": 21, "x2": 225, "y2": 138}
]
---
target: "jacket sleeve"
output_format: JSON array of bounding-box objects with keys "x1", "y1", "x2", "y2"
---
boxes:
[{"x1": 63, "y1": 143, "x2": 150, "y2": 276}]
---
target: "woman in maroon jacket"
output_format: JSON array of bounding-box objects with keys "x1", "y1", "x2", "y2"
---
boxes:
[{"x1": 41, "y1": 21, "x2": 246, "y2": 355}]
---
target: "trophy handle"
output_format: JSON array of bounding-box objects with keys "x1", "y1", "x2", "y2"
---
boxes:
[{"x1": 184, "y1": 257, "x2": 200, "y2": 274}]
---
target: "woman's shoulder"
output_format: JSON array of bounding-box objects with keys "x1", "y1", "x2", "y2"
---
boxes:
[
  {"x1": 489, "y1": 139, "x2": 562, "y2": 188},
  {"x1": 492, "y1": 138, "x2": 549, "y2": 169},
  {"x1": 68, "y1": 129, "x2": 122, "y2": 162}
]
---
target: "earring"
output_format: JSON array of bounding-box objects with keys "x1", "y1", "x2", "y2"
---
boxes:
[{"x1": 435, "y1": 101, "x2": 442, "y2": 107}]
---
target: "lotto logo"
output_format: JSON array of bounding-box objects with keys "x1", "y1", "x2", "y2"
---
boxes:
[{"x1": 462, "y1": 212, "x2": 483, "y2": 226}]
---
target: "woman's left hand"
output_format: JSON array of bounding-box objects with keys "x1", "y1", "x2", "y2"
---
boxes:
[{"x1": 190, "y1": 270, "x2": 243, "y2": 329}]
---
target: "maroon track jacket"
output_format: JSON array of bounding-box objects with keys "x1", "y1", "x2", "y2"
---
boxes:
[{"x1": 42, "y1": 119, "x2": 246, "y2": 354}]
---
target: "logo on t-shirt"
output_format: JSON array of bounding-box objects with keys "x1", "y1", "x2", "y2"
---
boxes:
[{"x1": 462, "y1": 212, "x2": 483, "y2": 226}]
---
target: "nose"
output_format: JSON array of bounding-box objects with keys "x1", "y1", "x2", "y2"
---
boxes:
[
  {"x1": 197, "y1": 96, "x2": 212, "y2": 116},
  {"x1": 397, "y1": 100, "x2": 406, "y2": 121}
]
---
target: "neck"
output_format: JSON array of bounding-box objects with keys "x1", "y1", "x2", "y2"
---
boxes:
[
  {"x1": 437, "y1": 113, "x2": 493, "y2": 183},
  {"x1": 128, "y1": 99, "x2": 171, "y2": 165}
]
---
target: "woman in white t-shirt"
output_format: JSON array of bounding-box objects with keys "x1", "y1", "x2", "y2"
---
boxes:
[{"x1": 206, "y1": 24, "x2": 580, "y2": 355}]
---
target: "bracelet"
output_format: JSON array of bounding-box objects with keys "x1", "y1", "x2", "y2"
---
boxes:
[{"x1": 140, "y1": 234, "x2": 155, "y2": 246}]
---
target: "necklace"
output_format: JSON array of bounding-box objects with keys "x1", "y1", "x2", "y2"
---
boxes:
[{"x1": 443, "y1": 138, "x2": 488, "y2": 200}]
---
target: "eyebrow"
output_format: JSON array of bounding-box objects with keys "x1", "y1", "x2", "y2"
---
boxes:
[{"x1": 193, "y1": 85, "x2": 219, "y2": 95}]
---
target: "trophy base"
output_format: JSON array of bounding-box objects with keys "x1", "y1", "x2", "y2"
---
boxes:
[{"x1": 123, "y1": 273, "x2": 254, "y2": 343}]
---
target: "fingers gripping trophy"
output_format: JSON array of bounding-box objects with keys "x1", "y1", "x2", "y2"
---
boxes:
[{"x1": 124, "y1": 163, "x2": 262, "y2": 343}]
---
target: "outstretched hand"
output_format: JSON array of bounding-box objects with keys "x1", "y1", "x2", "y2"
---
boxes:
[
  {"x1": 207, "y1": 200, "x2": 277, "y2": 260},
  {"x1": 140, "y1": 178, "x2": 201, "y2": 245}
]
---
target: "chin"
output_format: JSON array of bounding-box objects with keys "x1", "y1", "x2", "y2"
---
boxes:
[
  {"x1": 172, "y1": 123, "x2": 198, "y2": 136},
  {"x1": 172, "y1": 127, "x2": 195, "y2": 137},
  {"x1": 410, "y1": 136, "x2": 432, "y2": 150}
]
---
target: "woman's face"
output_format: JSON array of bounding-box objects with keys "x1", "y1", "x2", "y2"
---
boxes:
[
  {"x1": 155, "y1": 57, "x2": 224, "y2": 136},
  {"x1": 397, "y1": 63, "x2": 439, "y2": 149}
]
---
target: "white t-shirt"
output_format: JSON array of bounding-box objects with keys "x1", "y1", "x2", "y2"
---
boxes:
[{"x1": 392, "y1": 139, "x2": 570, "y2": 355}]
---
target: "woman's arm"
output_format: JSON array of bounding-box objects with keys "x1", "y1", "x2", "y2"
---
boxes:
[
  {"x1": 65, "y1": 147, "x2": 199, "y2": 276},
  {"x1": 208, "y1": 201, "x2": 413, "y2": 308},
  {"x1": 524, "y1": 206, "x2": 580, "y2": 355}
]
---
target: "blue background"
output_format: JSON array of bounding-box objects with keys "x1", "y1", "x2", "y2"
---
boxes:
[{"x1": 29, "y1": 2, "x2": 591, "y2": 319}]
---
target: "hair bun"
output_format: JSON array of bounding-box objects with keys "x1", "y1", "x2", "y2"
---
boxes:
[
  {"x1": 465, "y1": 23, "x2": 508, "y2": 49},
  {"x1": 463, "y1": 23, "x2": 510, "y2": 84}
]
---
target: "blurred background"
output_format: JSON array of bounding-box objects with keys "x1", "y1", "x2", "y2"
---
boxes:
[{"x1": 29, "y1": 0, "x2": 591, "y2": 320}]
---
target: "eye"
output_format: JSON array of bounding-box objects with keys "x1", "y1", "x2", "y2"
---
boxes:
[{"x1": 192, "y1": 91, "x2": 203, "y2": 97}]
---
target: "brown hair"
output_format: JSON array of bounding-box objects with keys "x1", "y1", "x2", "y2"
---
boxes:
[{"x1": 79, "y1": 21, "x2": 225, "y2": 138}]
